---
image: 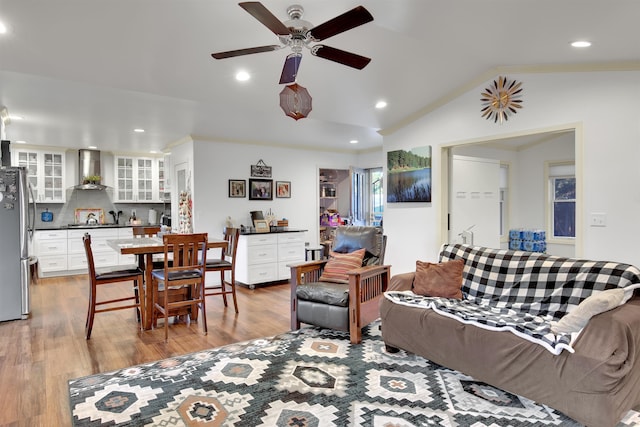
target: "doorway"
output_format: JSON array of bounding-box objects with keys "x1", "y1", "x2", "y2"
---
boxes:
[
  {"x1": 440, "y1": 125, "x2": 583, "y2": 257},
  {"x1": 318, "y1": 166, "x2": 385, "y2": 247}
]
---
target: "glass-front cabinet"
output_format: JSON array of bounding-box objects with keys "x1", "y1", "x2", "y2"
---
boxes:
[
  {"x1": 114, "y1": 155, "x2": 165, "y2": 203},
  {"x1": 13, "y1": 148, "x2": 66, "y2": 203},
  {"x1": 158, "y1": 158, "x2": 169, "y2": 202}
]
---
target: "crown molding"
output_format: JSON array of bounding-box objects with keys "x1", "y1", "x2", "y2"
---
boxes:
[{"x1": 379, "y1": 62, "x2": 640, "y2": 137}]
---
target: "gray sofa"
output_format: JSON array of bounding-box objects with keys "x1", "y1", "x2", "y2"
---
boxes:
[{"x1": 380, "y1": 244, "x2": 640, "y2": 427}]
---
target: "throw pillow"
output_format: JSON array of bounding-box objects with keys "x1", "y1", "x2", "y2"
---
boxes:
[
  {"x1": 413, "y1": 259, "x2": 464, "y2": 299},
  {"x1": 550, "y1": 288, "x2": 625, "y2": 334},
  {"x1": 319, "y1": 248, "x2": 366, "y2": 283}
]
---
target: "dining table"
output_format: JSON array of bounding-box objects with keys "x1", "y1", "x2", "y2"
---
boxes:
[{"x1": 107, "y1": 236, "x2": 227, "y2": 330}]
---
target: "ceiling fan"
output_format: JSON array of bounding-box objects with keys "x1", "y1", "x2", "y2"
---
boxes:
[{"x1": 211, "y1": 2, "x2": 374, "y2": 84}]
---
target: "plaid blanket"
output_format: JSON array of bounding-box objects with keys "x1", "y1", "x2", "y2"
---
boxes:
[{"x1": 385, "y1": 244, "x2": 640, "y2": 354}]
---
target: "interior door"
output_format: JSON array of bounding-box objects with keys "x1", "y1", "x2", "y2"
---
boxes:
[{"x1": 449, "y1": 155, "x2": 500, "y2": 247}]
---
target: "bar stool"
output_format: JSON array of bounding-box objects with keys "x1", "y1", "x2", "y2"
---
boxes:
[
  {"x1": 152, "y1": 233, "x2": 208, "y2": 342},
  {"x1": 205, "y1": 228, "x2": 240, "y2": 313},
  {"x1": 83, "y1": 233, "x2": 144, "y2": 339}
]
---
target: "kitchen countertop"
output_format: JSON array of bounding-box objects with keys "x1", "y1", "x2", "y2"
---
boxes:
[
  {"x1": 35, "y1": 225, "x2": 308, "y2": 233},
  {"x1": 35, "y1": 224, "x2": 147, "y2": 231},
  {"x1": 239, "y1": 228, "x2": 307, "y2": 235}
]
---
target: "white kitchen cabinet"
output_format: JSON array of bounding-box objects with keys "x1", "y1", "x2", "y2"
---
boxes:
[
  {"x1": 114, "y1": 155, "x2": 165, "y2": 203},
  {"x1": 158, "y1": 156, "x2": 170, "y2": 202},
  {"x1": 67, "y1": 228, "x2": 119, "y2": 271},
  {"x1": 13, "y1": 148, "x2": 66, "y2": 203},
  {"x1": 235, "y1": 232, "x2": 305, "y2": 288},
  {"x1": 34, "y1": 230, "x2": 68, "y2": 276}
]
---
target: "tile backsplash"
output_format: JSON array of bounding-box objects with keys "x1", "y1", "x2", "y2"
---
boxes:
[{"x1": 35, "y1": 187, "x2": 168, "y2": 228}]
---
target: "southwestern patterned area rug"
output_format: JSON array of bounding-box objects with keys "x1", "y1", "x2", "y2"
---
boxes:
[{"x1": 69, "y1": 321, "x2": 640, "y2": 426}]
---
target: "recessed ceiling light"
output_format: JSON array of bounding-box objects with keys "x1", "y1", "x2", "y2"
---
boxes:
[
  {"x1": 134, "y1": 128, "x2": 145, "y2": 133},
  {"x1": 350, "y1": 140, "x2": 359, "y2": 144},
  {"x1": 14, "y1": 140, "x2": 26, "y2": 144},
  {"x1": 570, "y1": 40, "x2": 591, "y2": 48},
  {"x1": 375, "y1": 100, "x2": 387, "y2": 109},
  {"x1": 88, "y1": 146, "x2": 97, "y2": 149},
  {"x1": 236, "y1": 71, "x2": 250, "y2": 81},
  {"x1": 149, "y1": 150, "x2": 158, "y2": 154},
  {"x1": 0, "y1": 21, "x2": 7, "y2": 34}
]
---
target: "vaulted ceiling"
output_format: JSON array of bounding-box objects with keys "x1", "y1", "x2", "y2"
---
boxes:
[{"x1": 0, "y1": 0, "x2": 638, "y2": 153}]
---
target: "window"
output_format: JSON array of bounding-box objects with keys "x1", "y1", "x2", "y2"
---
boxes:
[
  {"x1": 370, "y1": 168, "x2": 383, "y2": 226},
  {"x1": 548, "y1": 163, "x2": 575, "y2": 239},
  {"x1": 350, "y1": 167, "x2": 384, "y2": 226}
]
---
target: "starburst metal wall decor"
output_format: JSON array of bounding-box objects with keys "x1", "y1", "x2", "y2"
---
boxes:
[{"x1": 480, "y1": 76, "x2": 523, "y2": 124}]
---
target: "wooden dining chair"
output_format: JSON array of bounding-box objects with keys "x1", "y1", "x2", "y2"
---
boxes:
[
  {"x1": 132, "y1": 226, "x2": 166, "y2": 268},
  {"x1": 151, "y1": 233, "x2": 208, "y2": 342},
  {"x1": 83, "y1": 233, "x2": 144, "y2": 339},
  {"x1": 132, "y1": 226, "x2": 161, "y2": 237},
  {"x1": 205, "y1": 227, "x2": 240, "y2": 313}
]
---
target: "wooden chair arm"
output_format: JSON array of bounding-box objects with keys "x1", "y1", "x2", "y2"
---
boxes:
[
  {"x1": 288, "y1": 258, "x2": 327, "y2": 270},
  {"x1": 347, "y1": 264, "x2": 391, "y2": 344},
  {"x1": 347, "y1": 265, "x2": 391, "y2": 302},
  {"x1": 289, "y1": 259, "x2": 329, "y2": 287},
  {"x1": 347, "y1": 264, "x2": 390, "y2": 279}
]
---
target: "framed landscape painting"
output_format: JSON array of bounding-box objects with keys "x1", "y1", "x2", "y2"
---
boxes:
[{"x1": 387, "y1": 145, "x2": 432, "y2": 203}]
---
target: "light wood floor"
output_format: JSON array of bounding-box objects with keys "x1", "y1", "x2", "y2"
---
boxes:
[{"x1": 0, "y1": 275, "x2": 292, "y2": 427}]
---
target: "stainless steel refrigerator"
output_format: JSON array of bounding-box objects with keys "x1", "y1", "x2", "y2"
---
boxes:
[{"x1": 0, "y1": 166, "x2": 35, "y2": 321}]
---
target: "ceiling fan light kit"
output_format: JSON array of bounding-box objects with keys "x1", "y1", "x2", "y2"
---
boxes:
[
  {"x1": 212, "y1": 2, "x2": 373, "y2": 118},
  {"x1": 279, "y1": 83, "x2": 312, "y2": 121},
  {"x1": 480, "y1": 76, "x2": 524, "y2": 124}
]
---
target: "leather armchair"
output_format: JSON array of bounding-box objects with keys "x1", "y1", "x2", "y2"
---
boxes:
[{"x1": 290, "y1": 226, "x2": 390, "y2": 344}]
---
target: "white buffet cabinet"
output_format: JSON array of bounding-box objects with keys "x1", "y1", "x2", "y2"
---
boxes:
[{"x1": 235, "y1": 231, "x2": 306, "y2": 288}]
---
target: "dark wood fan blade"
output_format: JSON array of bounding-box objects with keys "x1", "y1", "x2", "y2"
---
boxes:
[
  {"x1": 308, "y1": 6, "x2": 373, "y2": 41},
  {"x1": 239, "y1": 2, "x2": 291, "y2": 36},
  {"x1": 311, "y1": 45, "x2": 371, "y2": 69},
  {"x1": 211, "y1": 45, "x2": 281, "y2": 59},
  {"x1": 279, "y1": 54, "x2": 302, "y2": 84}
]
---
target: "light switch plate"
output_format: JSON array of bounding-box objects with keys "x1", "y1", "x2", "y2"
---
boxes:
[{"x1": 590, "y1": 213, "x2": 607, "y2": 227}]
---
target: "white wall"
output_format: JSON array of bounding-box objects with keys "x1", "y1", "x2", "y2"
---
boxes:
[
  {"x1": 356, "y1": 149, "x2": 385, "y2": 170},
  {"x1": 190, "y1": 139, "x2": 382, "y2": 246},
  {"x1": 384, "y1": 71, "x2": 640, "y2": 274}
]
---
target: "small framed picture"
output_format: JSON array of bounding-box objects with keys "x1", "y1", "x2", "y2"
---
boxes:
[
  {"x1": 276, "y1": 181, "x2": 291, "y2": 198},
  {"x1": 253, "y1": 219, "x2": 270, "y2": 233},
  {"x1": 249, "y1": 178, "x2": 273, "y2": 200},
  {"x1": 228, "y1": 179, "x2": 246, "y2": 198}
]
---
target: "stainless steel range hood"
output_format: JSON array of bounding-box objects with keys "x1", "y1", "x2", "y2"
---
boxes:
[{"x1": 75, "y1": 149, "x2": 107, "y2": 190}]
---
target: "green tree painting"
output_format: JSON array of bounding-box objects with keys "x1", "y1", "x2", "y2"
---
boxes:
[{"x1": 387, "y1": 146, "x2": 432, "y2": 202}]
